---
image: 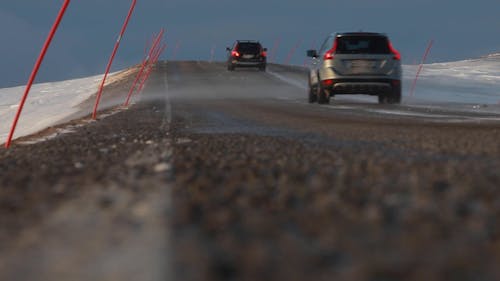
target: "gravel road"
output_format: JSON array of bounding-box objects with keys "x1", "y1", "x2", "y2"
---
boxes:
[{"x1": 1, "y1": 61, "x2": 500, "y2": 281}]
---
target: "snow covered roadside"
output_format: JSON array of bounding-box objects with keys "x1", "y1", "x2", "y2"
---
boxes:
[
  {"x1": 402, "y1": 53, "x2": 500, "y2": 104},
  {"x1": 0, "y1": 68, "x2": 134, "y2": 145}
]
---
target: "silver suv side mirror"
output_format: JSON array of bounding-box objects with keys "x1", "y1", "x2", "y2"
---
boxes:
[{"x1": 307, "y1": 50, "x2": 318, "y2": 58}]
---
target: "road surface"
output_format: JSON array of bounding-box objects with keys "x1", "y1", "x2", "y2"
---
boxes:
[{"x1": 1, "y1": 61, "x2": 500, "y2": 281}]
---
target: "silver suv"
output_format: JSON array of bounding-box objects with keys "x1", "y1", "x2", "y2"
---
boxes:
[{"x1": 306, "y1": 32, "x2": 402, "y2": 104}]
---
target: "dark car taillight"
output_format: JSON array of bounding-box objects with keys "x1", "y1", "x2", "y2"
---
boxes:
[{"x1": 231, "y1": 50, "x2": 240, "y2": 57}]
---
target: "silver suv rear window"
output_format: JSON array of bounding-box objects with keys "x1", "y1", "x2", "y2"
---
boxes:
[{"x1": 336, "y1": 36, "x2": 390, "y2": 55}]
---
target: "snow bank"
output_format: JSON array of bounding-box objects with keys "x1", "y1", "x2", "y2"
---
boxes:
[
  {"x1": 0, "y1": 70, "x2": 130, "y2": 144},
  {"x1": 403, "y1": 54, "x2": 500, "y2": 104}
]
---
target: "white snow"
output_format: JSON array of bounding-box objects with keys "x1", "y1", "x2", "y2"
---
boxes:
[
  {"x1": 403, "y1": 54, "x2": 500, "y2": 104},
  {"x1": 0, "y1": 70, "x2": 130, "y2": 145}
]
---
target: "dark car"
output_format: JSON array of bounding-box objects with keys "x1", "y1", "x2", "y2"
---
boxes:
[{"x1": 226, "y1": 40, "x2": 267, "y2": 71}]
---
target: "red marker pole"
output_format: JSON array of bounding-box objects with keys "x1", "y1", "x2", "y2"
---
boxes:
[
  {"x1": 145, "y1": 35, "x2": 153, "y2": 58},
  {"x1": 5, "y1": 0, "x2": 71, "y2": 148},
  {"x1": 92, "y1": 0, "x2": 137, "y2": 119},
  {"x1": 124, "y1": 30, "x2": 163, "y2": 106},
  {"x1": 284, "y1": 39, "x2": 302, "y2": 65},
  {"x1": 155, "y1": 44, "x2": 167, "y2": 63},
  {"x1": 137, "y1": 43, "x2": 166, "y2": 94},
  {"x1": 172, "y1": 40, "x2": 181, "y2": 60},
  {"x1": 409, "y1": 39, "x2": 434, "y2": 98},
  {"x1": 124, "y1": 29, "x2": 165, "y2": 106},
  {"x1": 269, "y1": 38, "x2": 281, "y2": 63},
  {"x1": 135, "y1": 36, "x2": 162, "y2": 84},
  {"x1": 150, "y1": 42, "x2": 165, "y2": 66},
  {"x1": 138, "y1": 42, "x2": 163, "y2": 87},
  {"x1": 210, "y1": 44, "x2": 216, "y2": 63}
]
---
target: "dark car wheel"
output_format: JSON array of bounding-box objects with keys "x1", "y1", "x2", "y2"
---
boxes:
[
  {"x1": 378, "y1": 94, "x2": 388, "y2": 104},
  {"x1": 388, "y1": 85, "x2": 402, "y2": 104},
  {"x1": 380, "y1": 84, "x2": 402, "y2": 104},
  {"x1": 308, "y1": 84, "x2": 317, "y2": 103},
  {"x1": 317, "y1": 84, "x2": 330, "y2": 104},
  {"x1": 379, "y1": 92, "x2": 401, "y2": 104},
  {"x1": 307, "y1": 86, "x2": 318, "y2": 103}
]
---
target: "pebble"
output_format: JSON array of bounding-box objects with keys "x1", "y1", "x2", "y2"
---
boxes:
[{"x1": 154, "y1": 162, "x2": 171, "y2": 173}]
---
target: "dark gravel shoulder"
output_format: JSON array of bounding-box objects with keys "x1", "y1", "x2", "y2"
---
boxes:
[{"x1": 0, "y1": 101, "x2": 171, "y2": 246}]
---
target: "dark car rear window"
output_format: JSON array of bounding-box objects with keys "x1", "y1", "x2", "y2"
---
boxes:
[
  {"x1": 237, "y1": 43, "x2": 261, "y2": 53},
  {"x1": 336, "y1": 36, "x2": 390, "y2": 54}
]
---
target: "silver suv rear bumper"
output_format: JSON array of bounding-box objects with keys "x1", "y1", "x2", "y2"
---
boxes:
[
  {"x1": 325, "y1": 78, "x2": 400, "y2": 96},
  {"x1": 333, "y1": 82, "x2": 391, "y2": 95}
]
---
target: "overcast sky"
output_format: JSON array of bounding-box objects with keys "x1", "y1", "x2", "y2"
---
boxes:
[{"x1": 0, "y1": 0, "x2": 499, "y2": 87}]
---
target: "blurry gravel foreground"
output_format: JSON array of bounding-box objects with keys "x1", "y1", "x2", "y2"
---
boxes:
[
  {"x1": 169, "y1": 117, "x2": 500, "y2": 281},
  {"x1": 1, "y1": 104, "x2": 499, "y2": 281},
  {"x1": 0, "y1": 102, "x2": 172, "y2": 281}
]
